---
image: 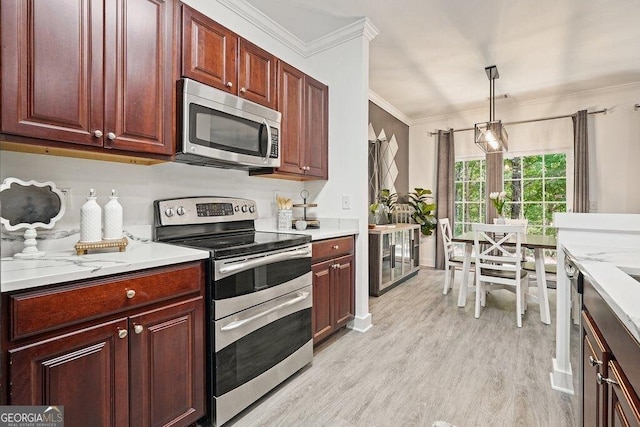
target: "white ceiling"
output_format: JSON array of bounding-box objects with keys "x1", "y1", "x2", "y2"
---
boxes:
[{"x1": 244, "y1": 0, "x2": 640, "y2": 120}]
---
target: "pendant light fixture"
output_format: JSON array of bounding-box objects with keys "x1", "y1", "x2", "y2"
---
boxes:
[{"x1": 475, "y1": 65, "x2": 508, "y2": 153}]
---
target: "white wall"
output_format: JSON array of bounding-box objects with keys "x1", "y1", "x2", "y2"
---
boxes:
[
  {"x1": 0, "y1": 1, "x2": 373, "y2": 326},
  {"x1": 410, "y1": 82, "x2": 640, "y2": 267}
]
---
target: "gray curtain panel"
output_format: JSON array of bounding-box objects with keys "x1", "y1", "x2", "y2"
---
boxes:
[
  {"x1": 485, "y1": 151, "x2": 504, "y2": 223},
  {"x1": 572, "y1": 110, "x2": 589, "y2": 213},
  {"x1": 435, "y1": 129, "x2": 455, "y2": 270}
]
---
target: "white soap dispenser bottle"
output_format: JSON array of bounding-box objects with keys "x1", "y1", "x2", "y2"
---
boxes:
[
  {"x1": 103, "y1": 189, "x2": 123, "y2": 240},
  {"x1": 80, "y1": 188, "x2": 102, "y2": 242}
]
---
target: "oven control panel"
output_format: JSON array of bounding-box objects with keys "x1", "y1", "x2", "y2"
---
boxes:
[{"x1": 155, "y1": 197, "x2": 257, "y2": 226}]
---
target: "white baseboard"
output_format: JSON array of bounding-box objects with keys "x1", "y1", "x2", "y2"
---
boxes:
[{"x1": 348, "y1": 312, "x2": 372, "y2": 333}]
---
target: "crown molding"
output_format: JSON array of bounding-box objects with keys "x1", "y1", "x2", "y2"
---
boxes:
[
  {"x1": 369, "y1": 90, "x2": 412, "y2": 126},
  {"x1": 217, "y1": 0, "x2": 378, "y2": 58}
]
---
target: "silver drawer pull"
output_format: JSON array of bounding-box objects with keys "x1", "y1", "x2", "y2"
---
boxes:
[
  {"x1": 221, "y1": 292, "x2": 310, "y2": 331},
  {"x1": 589, "y1": 356, "x2": 603, "y2": 367},
  {"x1": 118, "y1": 328, "x2": 128, "y2": 339},
  {"x1": 134, "y1": 324, "x2": 144, "y2": 334},
  {"x1": 596, "y1": 373, "x2": 618, "y2": 386},
  {"x1": 126, "y1": 289, "x2": 136, "y2": 299},
  {"x1": 332, "y1": 245, "x2": 339, "y2": 250}
]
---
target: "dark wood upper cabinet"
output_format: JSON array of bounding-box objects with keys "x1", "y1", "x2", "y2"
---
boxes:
[
  {"x1": 181, "y1": 4, "x2": 237, "y2": 93},
  {"x1": 238, "y1": 39, "x2": 277, "y2": 109},
  {"x1": 1, "y1": 0, "x2": 174, "y2": 156},
  {"x1": 303, "y1": 74, "x2": 329, "y2": 179},
  {"x1": 180, "y1": 4, "x2": 276, "y2": 109},
  {"x1": 276, "y1": 62, "x2": 306, "y2": 175}
]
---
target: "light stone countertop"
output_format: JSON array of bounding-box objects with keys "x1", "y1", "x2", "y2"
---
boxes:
[
  {"x1": 255, "y1": 218, "x2": 359, "y2": 241},
  {"x1": 563, "y1": 243, "x2": 640, "y2": 343},
  {"x1": 1, "y1": 238, "x2": 209, "y2": 293}
]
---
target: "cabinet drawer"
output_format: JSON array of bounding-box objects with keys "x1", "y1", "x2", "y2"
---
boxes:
[
  {"x1": 9, "y1": 262, "x2": 204, "y2": 340},
  {"x1": 312, "y1": 236, "x2": 354, "y2": 263}
]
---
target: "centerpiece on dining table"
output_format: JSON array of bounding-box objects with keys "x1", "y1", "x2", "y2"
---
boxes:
[{"x1": 489, "y1": 191, "x2": 507, "y2": 223}]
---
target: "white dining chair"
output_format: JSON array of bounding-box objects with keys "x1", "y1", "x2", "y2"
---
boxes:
[
  {"x1": 473, "y1": 223, "x2": 530, "y2": 327},
  {"x1": 439, "y1": 218, "x2": 474, "y2": 295}
]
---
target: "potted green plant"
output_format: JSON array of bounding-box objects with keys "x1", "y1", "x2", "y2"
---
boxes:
[
  {"x1": 407, "y1": 187, "x2": 437, "y2": 236},
  {"x1": 378, "y1": 188, "x2": 397, "y2": 223},
  {"x1": 368, "y1": 189, "x2": 397, "y2": 225}
]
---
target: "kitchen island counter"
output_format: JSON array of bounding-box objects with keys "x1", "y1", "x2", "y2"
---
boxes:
[{"x1": 563, "y1": 243, "x2": 640, "y2": 343}]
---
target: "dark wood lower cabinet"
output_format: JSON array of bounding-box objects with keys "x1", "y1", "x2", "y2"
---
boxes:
[
  {"x1": 311, "y1": 236, "x2": 355, "y2": 345},
  {"x1": 129, "y1": 298, "x2": 204, "y2": 427},
  {"x1": 581, "y1": 277, "x2": 640, "y2": 427},
  {"x1": 2, "y1": 262, "x2": 206, "y2": 427},
  {"x1": 9, "y1": 319, "x2": 130, "y2": 427}
]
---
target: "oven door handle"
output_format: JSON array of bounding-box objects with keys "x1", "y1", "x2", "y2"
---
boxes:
[
  {"x1": 220, "y1": 291, "x2": 310, "y2": 331},
  {"x1": 218, "y1": 248, "x2": 311, "y2": 276}
]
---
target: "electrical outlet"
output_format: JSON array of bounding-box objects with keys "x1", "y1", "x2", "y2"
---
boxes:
[
  {"x1": 589, "y1": 200, "x2": 598, "y2": 211},
  {"x1": 59, "y1": 188, "x2": 72, "y2": 210},
  {"x1": 342, "y1": 195, "x2": 351, "y2": 210}
]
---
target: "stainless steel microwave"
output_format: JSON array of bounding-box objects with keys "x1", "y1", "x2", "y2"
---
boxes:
[{"x1": 177, "y1": 78, "x2": 281, "y2": 169}]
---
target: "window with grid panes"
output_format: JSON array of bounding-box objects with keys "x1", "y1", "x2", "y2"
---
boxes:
[
  {"x1": 454, "y1": 159, "x2": 486, "y2": 236},
  {"x1": 503, "y1": 153, "x2": 567, "y2": 237},
  {"x1": 454, "y1": 153, "x2": 567, "y2": 238}
]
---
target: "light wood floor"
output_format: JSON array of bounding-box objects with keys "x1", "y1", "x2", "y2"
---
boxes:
[{"x1": 227, "y1": 268, "x2": 579, "y2": 427}]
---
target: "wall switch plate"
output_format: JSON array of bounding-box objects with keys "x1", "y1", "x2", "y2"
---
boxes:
[
  {"x1": 60, "y1": 188, "x2": 72, "y2": 210},
  {"x1": 342, "y1": 195, "x2": 351, "y2": 210}
]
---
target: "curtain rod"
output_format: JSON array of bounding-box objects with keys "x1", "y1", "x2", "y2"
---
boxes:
[{"x1": 428, "y1": 108, "x2": 608, "y2": 137}]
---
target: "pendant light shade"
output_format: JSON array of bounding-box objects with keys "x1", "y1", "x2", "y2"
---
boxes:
[{"x1": 475, "y1": 65, "x2": 508, "y2": 153}]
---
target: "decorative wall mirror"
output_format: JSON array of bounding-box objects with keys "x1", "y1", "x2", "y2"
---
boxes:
[{"x1": 0, "y1": 177, "x2": 66, "y2": 258}]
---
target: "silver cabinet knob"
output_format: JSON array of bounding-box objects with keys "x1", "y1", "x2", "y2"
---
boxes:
[
  {"x1": 118, "y1": 328, "x2": 128, "y2": 339},
  {"x1": 332, "y1": 245, "x2": 339, "y2": 250},
  {"x1": 240, "y1": 87, "x2": 247, "y2": 93},
  {"x1": 226, "y1": 81, "x2": 233, "y2": 88},
  {"x1": 126, "y1": 289, "x2": 136, "y2": 299},
  {"x1": 134, "y1": 324, "x2": 144, "y2": 334},
  {"x1": 93, "y1": 130, "x2": 103, "y2": 138},
  {"x1": 107, "y1": 132, "x2": 116, "y2": 140}
]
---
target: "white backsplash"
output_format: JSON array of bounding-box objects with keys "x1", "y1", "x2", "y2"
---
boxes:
[{"x1": 1, "y1": 151, "x2": 306, "y2": 257}]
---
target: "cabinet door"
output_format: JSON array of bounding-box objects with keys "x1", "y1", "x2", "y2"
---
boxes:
[
  {"x1": 333, "y1": 255, "x2": 355, "y2": 329},
  {"x1": 380, "y1": 232, "x2": 393, "y2": 289},
  {"x1": 129, "y1": 297, "x2": 205, "y2": 426},
  {"x1": 1, "y1": 0, "x2": 104, "y2": 147},
  {"x1": 9, "y1": 319, "x2": 129, "y2": 427},
  {"x1": 312, "y1": 260, "x2": 334, "y2": 344},
  {"x1": 608, "y1": 361, "x2": 640, "y2": 427},
  {"x1": 181, "y1": 4, "x2": 238, "y2": 93},
  {"x1": 302, "y1": 75, "x2": 329, "y2": 179},
  {"x1": 277, "y1": 61, "x2": 305, "y2": 175},
  {"x1": 103, "y1": 0, "x2": 174, "y2": 155},
  {"x1": 238, "y1": 39, "x2": 276, "y2": 109}
]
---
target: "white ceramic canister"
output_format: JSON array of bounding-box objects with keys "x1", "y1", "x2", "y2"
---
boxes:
[
  {"x1": 103, "y1": 189, "x2": 123, "y2": 240},
  {"x1": 80, "y1": 188, "x2": 102, "y2": 242}
]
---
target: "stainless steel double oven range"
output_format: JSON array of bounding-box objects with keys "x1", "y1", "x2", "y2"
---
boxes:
[{"x1": 154, "y1": 197, "x2": 313, "y2": 426}]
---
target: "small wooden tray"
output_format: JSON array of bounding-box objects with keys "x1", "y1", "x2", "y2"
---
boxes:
[{"x1": 75, "y1": 236, "x2": 128, "y2": 255}]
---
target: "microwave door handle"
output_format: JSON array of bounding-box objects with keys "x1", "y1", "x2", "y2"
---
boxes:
[{"x1": 263, "y1": 119, "x2": 272, "y2": 164}]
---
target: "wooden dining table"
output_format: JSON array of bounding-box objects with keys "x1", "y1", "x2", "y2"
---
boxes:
[{"x1": 452, "y1": 231, "x2": 556, "y2": 325}]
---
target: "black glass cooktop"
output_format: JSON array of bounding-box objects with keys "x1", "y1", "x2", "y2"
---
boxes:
[{"x1": 171, "y1": 231, "x2": 311, "y2": 259}]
